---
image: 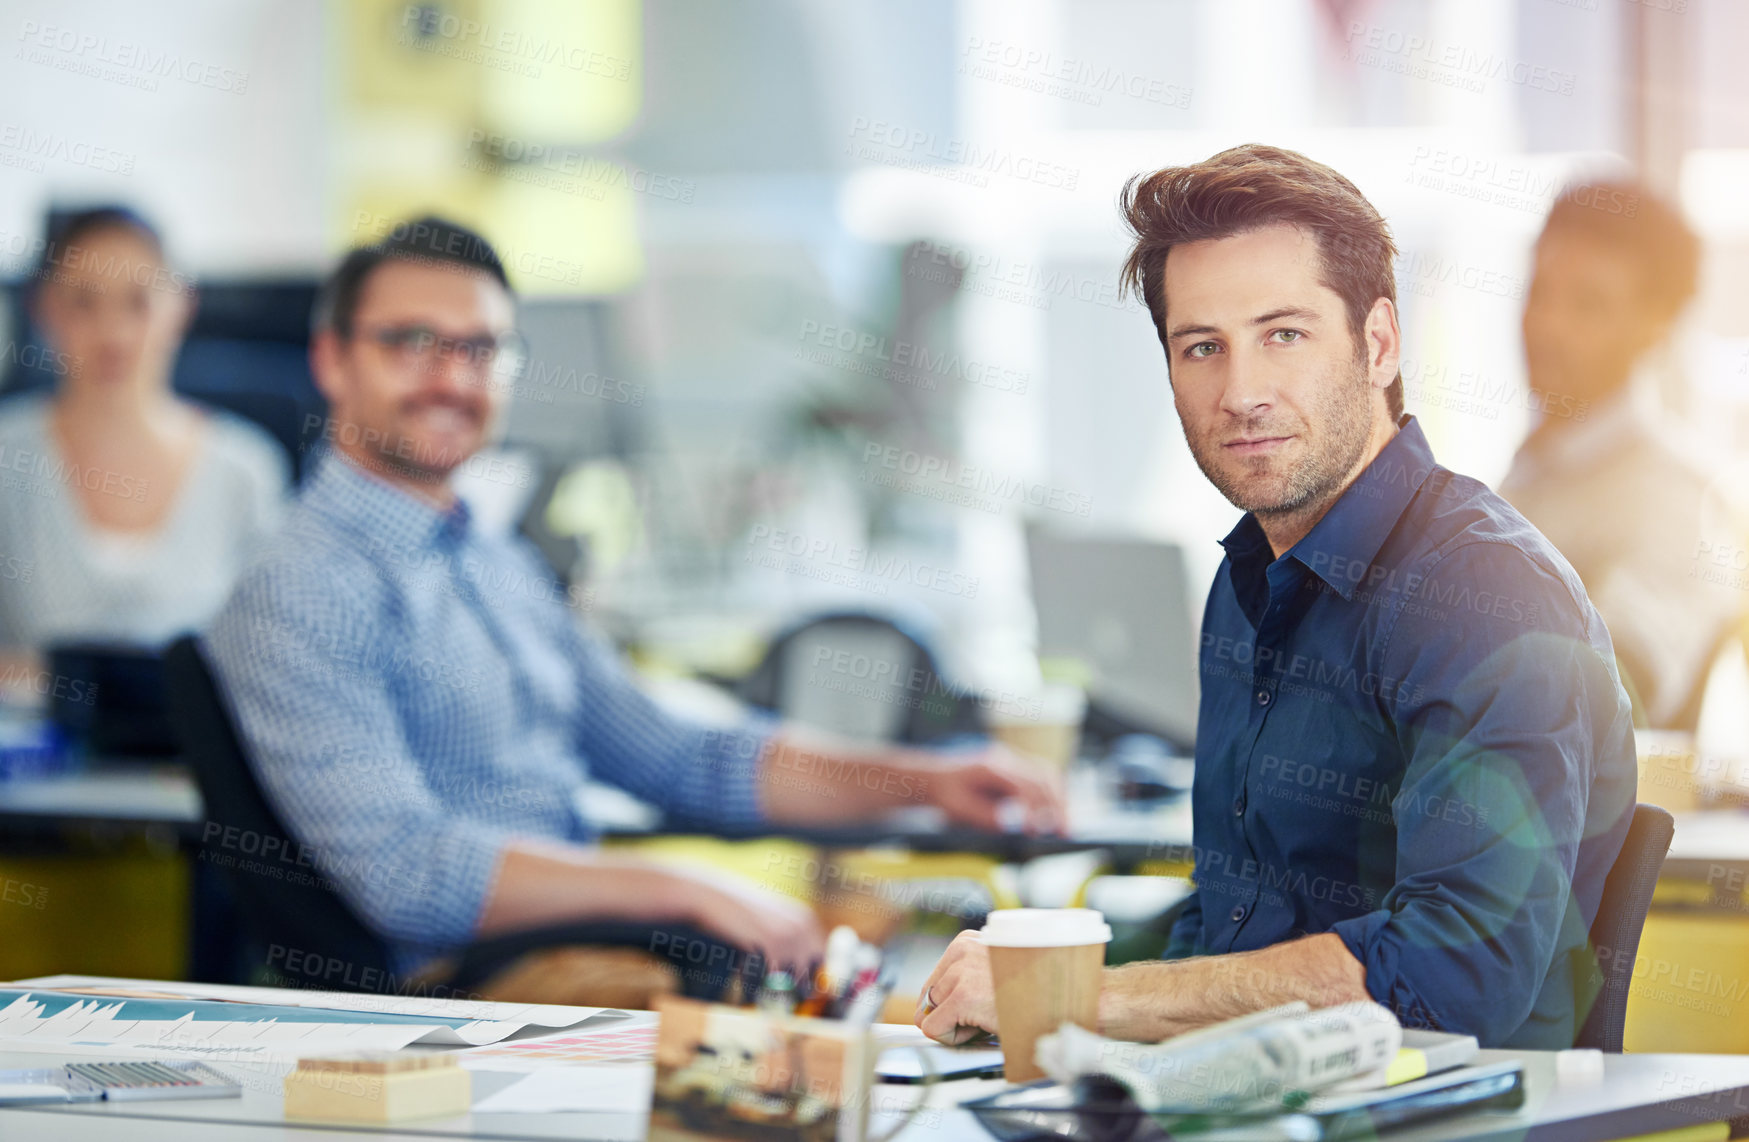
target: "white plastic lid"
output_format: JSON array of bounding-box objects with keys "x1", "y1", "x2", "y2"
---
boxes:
[{"x1": 980, "y1": 908, "x2": 1112, "y2": 947}]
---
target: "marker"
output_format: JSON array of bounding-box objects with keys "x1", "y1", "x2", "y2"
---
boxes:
[{"x1": 757, "y1": 970, "x2": 797, "y2": 1016}]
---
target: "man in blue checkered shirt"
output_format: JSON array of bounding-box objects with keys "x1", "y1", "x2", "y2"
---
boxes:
[{"x1": 203, "y1": 217, "x2": 1062, "y2": 1005}]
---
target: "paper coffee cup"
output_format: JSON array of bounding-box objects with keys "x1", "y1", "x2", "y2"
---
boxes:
[
  {"x1": 982, "y1": 908, "x2": 1110, "y2": 1082},
  {"x1": 986, "y1": 683, "x2": 1087, "y2": 770}
]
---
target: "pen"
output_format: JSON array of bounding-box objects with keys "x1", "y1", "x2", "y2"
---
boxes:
[{"x1": 841, "y1": 971, "x2": 893, "y2": 1026}]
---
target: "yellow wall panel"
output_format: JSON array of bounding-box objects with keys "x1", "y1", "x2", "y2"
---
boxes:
[
  {"x1": 0, "y1": 851, "x2": 188, "y2": 982},
  {"x1": 480, "y1": 0, "x2": 641, "y2": 142},
  {"x1": 483, "y1": 162, "x2": 643, "y2": 295},
  {"x1": 338, "y1": 0, "x2": 487, "y2": 118},
  {"x1": 1625, "y1": 909, "x2": 1749, "y2": 1054}
]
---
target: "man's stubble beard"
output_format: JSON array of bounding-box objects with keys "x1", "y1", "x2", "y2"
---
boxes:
[
  {"x1": 1182, "y1": 352, "x2": 1375, "y2": 521},
  {"x1": 346, "y1": 419, "x2": 473, "y2": 489},
  {"x1": 369, "y1": 441, "x2": 455, "y2": 487},
  {"x1": 374, "y1": 396, "x2": 492, "y2": 487}
]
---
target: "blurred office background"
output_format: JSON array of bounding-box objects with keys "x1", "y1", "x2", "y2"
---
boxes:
[
  {"x1": 2, "y1": 0, "x2": 1749, "y2": 1045},
  {"x1": 5, "y1": 0, "x2": 1745, "y2": 698},
  {"x1": 6, "y1": 0, "x2": 1742, "y2": 685}
]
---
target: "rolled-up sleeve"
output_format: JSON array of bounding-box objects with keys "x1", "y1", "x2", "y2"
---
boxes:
[
  {"x1": 1328, "y1": 541, "x2": 1622, "y2": 1044},
  {"x1": 203, "y1": 564, "x2": 512, "y2": 953},
  {"x1": 560, "y1": 621, "x2": 771, "y2": 830}
]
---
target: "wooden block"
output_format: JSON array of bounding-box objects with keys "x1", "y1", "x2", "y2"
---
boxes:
[
  {"x1": 285, "y1": 1059, "x2": 471, "y2": 1123},
  {"x1": 297, "y1": 1051, "x2": 456, "y2": 1075}
]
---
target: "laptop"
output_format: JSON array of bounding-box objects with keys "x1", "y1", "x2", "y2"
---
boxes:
[{"x1": 1025, "y1": 529, "x2": 1200, "y2": 747}]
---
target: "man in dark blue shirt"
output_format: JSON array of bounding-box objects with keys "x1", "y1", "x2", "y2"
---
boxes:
[{"x1": 919, "y1": 144, "x2": 1636, "y2": 1050}]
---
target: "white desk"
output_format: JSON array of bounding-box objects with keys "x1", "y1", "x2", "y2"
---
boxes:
[
  {"x1": 15, "y1": 768, "x2": 1749, "y2": 876},
  {"x1": 1663, "y1": 808, "x2": 1749, "y2": 882},
  {"x1": 5, "y1": 1042, "x2": 1749, "y2": 1141},
  {"x1": 0, "y1": 763, "x2": 1198, "y2": 863},
  {"x1": 0, "y1": 766, "x2": 202, "y2": 832}
]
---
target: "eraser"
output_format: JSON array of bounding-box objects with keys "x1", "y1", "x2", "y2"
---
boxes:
[
  {"x1": 286, "y1": 1054, "x2": 470, "y2": 1122},
  {"x1": 298, "y1": 1051, "x2": 455, "y2": 1075},
  {"x1": 1555, "y1": 1048, "x2": 1605, "y2": 1083}
]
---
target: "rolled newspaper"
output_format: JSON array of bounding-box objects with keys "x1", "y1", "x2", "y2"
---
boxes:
[{"x1": 1034, "y1": 1001, "x2": 1402, "y2": 1115}]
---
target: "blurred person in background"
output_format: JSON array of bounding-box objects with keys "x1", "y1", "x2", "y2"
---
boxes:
[
  {"x1": 1501, "y1": 183, "x2": 1746, "y2": 730},
  {"x1": 0, "y1": 207, "x2": 287, "y2": 662},
  {"x1": 204, "y1": 216, "x2": 1063, "y2": 1008}
]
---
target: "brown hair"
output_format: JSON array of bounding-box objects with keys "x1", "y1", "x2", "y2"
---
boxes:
[
  {"x1": 1541, "y1": 180, "x2": 1698, "y2": 326},
  {"x1": 1119, "y1": 143, "x2": 1403, "y2": 419}
]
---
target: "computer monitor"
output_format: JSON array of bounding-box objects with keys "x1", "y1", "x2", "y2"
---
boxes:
[{"x1": 1025, "y1": 529, "x2": 1200, "y2": 747}]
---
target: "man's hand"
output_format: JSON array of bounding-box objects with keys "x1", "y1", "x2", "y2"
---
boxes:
[
  {"x1": 915, "y1": 929, "x2": 999, "y2": 1044},
  {"x1": 759, "y1": 733, "x2": 1065, "y2": 833},
  {"x1": 921, "y1": 744, "x2": 1066, "y2": 834},
  {"x1": 479, "y1": 842, "x2": 823, "y2": 975},
  {"x1": 680, "y1": 871, "x2": 824, "y2": 976}
]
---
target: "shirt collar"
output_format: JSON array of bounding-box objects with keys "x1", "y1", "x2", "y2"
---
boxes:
[
  {"x1": 1216, "y1": 511, "x2": 1277, "y2": 627},
  {"x1": 1218, "y1": 513, "x2": 1274, "y2": 581},
  {"x1": 1288, "y1": 414, "x2": 1439, "y2": 600},
  {"x1": 1217, "y1": 415, "x2": 1440, "y2": 604},
  {"x1": 302, "y1": 447, "x2": 472, "y2": 553}
]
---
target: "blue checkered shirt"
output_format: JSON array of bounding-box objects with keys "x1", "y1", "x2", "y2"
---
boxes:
[{"x1": 203, "y1": 450, "x2": 770, "y2": 974}]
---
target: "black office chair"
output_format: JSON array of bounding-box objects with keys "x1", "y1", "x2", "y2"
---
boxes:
[
  {"x1": 163, "y1": 636, "x2": 756, "y2": 999},
  {"x1": 44, "y1": 642, "x2": 178, "y2": 757},
  {"x1": 736, "y1": 611, "x2": 987, "y2": 746},
  {"x1": 1575, "y1": 802, "x2": 1675, "y2": 1052}
]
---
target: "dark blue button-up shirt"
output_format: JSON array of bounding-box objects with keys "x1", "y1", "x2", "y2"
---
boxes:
[{"x1": 1167, "y1": 416, "x2": 1636, "y2": 1049}]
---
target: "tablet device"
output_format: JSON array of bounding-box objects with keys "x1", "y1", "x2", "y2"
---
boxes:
[{"x1": 875, "y1": 1044, "x2": 1006, "y2": 1084}]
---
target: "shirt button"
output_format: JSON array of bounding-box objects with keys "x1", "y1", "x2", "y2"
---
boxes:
[
  {"x1": 1230, "y1": 905, "x2": 1247, "y2": 923},
  {"x1": 1232, "y1": 796, "x2": 1246, "y2": 816},
  {"x1": 1256, "y1": 689, "x2": 1271, "y2": 706}
]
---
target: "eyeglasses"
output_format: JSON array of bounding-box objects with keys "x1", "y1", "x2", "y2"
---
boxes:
[{"x1": 353, "y1": 324, "x2": 529, "y2": 386}]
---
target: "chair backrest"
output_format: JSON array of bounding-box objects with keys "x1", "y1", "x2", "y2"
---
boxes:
[
  {"x1": 163, "y1": 635, "x2": 395, "y2": 990},
  {"x1": 44, "y1": 641, "x2": 177, "y2": 757},
  {"x1": 737, "y1": 611, "x2": 986, "y2": 745},
  {"x1": 1576, "y1": 802, "x2": 1675, "y2": 1051}
]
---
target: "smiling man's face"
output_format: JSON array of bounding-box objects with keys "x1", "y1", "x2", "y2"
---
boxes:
[
  {"x1": 315, "y1": 258, "x2": 513, "y2": 492},
  {"x1": 1163, "y1": 223, "x2": 1392, "y2": 526}
]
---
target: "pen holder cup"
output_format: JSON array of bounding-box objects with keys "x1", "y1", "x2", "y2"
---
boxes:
[{"x1": 648, "y1": 995, "x2": 934, "y2": 1142}]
